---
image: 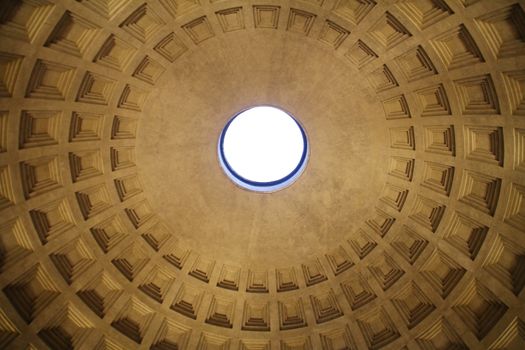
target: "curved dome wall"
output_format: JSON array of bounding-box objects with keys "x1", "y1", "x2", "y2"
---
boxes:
[{"x1": 0, "y1": 0, "x2": 524, "y2": 349}]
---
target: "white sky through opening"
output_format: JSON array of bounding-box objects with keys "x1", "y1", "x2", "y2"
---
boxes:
[{"x1": 223, "y1": 106, "x2": 304, "y2": 183}]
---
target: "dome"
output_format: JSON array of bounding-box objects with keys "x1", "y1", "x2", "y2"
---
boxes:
[{"x1": 0, "y1": 0, "x2": 524, "y2": 348}]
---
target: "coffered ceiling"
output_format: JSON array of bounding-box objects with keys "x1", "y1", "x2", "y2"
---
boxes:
[{"x1": 0, "y1": 0, "x2": 524, "y2": 348}]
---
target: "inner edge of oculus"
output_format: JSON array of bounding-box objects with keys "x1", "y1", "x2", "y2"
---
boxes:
[{"x1": 218, "y1": 106, "x2": 309, "y2": 192}]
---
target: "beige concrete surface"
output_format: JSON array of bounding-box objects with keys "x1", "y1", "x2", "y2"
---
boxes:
[{"x1": 0, "y1": 0, "x2": 524, "y2": 349}]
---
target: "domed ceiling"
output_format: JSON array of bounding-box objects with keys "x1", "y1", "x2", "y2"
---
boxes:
[{"x1": 0, "y1": 0, "x2": 524, "y2": 349}]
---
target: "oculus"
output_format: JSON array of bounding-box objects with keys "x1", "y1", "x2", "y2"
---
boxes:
[{"x1": 218, "y1": 106, "x2": 308, "y2": 192}]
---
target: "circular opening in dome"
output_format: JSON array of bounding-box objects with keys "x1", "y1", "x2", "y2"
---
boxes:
[{"x1": 218, "y1": 106, "x2": 308, "y2": 192}]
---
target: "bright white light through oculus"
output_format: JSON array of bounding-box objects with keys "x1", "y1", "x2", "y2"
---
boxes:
[{"x1": 220, "y1": 106, "x2": 307, "y2": 188}]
